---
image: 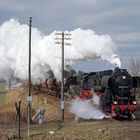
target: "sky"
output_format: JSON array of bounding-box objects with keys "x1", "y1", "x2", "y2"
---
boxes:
[{"x1": 0, "y1": 0, "x2": 140, "y2": 72}]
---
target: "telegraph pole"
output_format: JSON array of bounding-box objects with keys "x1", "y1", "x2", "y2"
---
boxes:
[
  {"x1": 61, "y1": 32, "x2": 64, "y2": 121},
  {"x1": 55, "y1": 32, "x2": 71, "y2": 122},
  {"x1": 27, "y1": 16, "x2": 32, "y2": 137}
]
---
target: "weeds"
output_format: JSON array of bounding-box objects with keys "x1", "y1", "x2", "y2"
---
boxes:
[{"x1": 0, "y1": 89, "x2": 27, "y2": 124}]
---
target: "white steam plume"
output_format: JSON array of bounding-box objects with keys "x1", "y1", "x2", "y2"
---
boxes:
[
  {"x1": 69, "y1": 94, "x2": 106, "y2": 119},
  {"x1": 0, "y1": 19, "x2": 121, "y2": 82}
]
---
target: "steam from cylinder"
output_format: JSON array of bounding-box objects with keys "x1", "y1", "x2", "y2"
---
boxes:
[
  {"x1": 69, "y1": 93, "x2": 106, "y2": 119},
  {"x1": 0, "y1": 18, "x2": 121, "y2": 82}
]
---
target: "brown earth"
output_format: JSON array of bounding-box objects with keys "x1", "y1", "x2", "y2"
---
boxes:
[{"x1": 0, "y1": 90, "x2": 140, "y2": 140}]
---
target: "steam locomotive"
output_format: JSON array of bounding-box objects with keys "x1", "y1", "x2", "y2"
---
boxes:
[{"x1": 65, "y1": 67, "x2": 140, "y2": 119}]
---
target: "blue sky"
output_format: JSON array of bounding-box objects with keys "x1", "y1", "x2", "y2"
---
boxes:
[{"x1": 0, "y1": 0, "x2": 140, "y2": 71}]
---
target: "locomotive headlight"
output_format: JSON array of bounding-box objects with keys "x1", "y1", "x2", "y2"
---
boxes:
[
  {"x1": 132, "y1": 101, "x2": 137, "y2": 105},
  {"x1": 122, "y1": 75, "x2": 126, "y2": 79},
  {"x1": 113, "y1": 101, "x2": 117, "y2": 105}
]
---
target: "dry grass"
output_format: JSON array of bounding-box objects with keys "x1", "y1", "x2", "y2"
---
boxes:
[
  {"x1": 0, "y1": 89, "x2": 27, "y2": 124},
  {"x1": 1, "y1": 89, "x2": 140, "y2": 140},
  {"x1": 0, "y1": 120, "x2": 140, "y2": 140},
  {"x1": 136, "y1": 89, "x2": 140, "y2": 103}
]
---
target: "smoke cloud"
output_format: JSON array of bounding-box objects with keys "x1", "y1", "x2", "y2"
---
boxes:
[
  {"x1": 0, "y1": 18, "x2": 121, "y2": 82},
  {"x1": 69, "y1": 94, "x2": 106, "y2": 119}
]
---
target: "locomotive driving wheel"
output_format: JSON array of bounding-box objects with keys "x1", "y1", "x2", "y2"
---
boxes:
[{"x1": 99, "y1": 89, "x2": 112, "y2": 113}]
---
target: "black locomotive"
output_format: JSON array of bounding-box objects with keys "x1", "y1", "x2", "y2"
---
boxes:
[{"x1": 66, "y1": 67, "x2": 140, "y2": 119}]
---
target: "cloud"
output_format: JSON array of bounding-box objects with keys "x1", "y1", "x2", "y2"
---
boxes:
[
  {"x1": 0, "y1": 0, "x2": 140, "y2": 52},
  {"x1": 113, "y1": 32, "x2": 140, "y2": 43},
  {"x1": 0, "y1": 1, "x2": 31, "y2": 12},
  {"x1": 116, "y1": 43, "x2": 140, "y2": 48},
  {"x1": 75, "y1": 4, "x2": 140, "y2": 27}
]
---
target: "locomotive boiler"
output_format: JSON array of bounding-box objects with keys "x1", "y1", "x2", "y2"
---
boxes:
[{"x1": 66, "y1": 67, "x2": 140, "y2": 119}]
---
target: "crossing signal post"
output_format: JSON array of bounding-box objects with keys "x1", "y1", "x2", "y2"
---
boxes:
[
  {"x1": 15, "y1": 88, "x2": 26, "y2": 139},
  {"x1": 55, "y1": 32, "x2": 71, "y2": 122},
  {"x1": 15, "y1": 99, "x2": 21, "y2": 139}
]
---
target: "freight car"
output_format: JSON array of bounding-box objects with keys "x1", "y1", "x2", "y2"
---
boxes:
[
  {"x1": 33, "y1": 78, "x2": 61, "y2": 98},
  {"x1": 65, "y1": 67, "x2": 140, "y2": 119}
]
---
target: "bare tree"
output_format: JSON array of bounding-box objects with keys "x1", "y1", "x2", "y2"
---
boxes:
[
  {"x1": 8, "y1": 70, "x2": 22, "y2": 90},
  {"x1": 129, "y1": 57, "x2": 140, "y2": 76},
  {"x1": 8, "y1": 70, "x2": 15, "y2": 90}
]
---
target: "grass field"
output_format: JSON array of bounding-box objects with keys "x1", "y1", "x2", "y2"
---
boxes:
[
  {"x1": 0, "y1": 84, "x2": 8, "y2": 93},
  {"x1": 0, "y1": 88, "x2": 140, "y2": 140},
  {"x1": 0, "y1": 84, "x2": 8, "y2": 106}
]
